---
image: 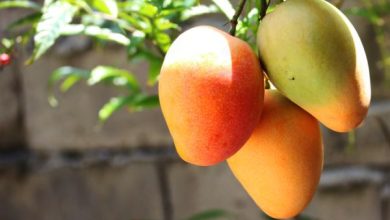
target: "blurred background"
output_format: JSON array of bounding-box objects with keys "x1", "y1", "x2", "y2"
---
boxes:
[{"x1": 0, "y1": 0, "x2": 389, "y2": 219}]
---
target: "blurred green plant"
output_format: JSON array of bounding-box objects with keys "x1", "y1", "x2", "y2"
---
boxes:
[
  {"x1": 0, "y1": 0, "x2": 389, "y2": 125},
  {"x1": 0, "y1": 0, "x2": 273, "y2": 123}
]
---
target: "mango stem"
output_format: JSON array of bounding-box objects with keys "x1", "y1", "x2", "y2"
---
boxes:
[{"x1": 229, "y1": 0, "x2": 247, "y2": 36}]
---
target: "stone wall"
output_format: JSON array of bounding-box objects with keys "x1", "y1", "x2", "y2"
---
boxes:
[{"x1": 0, "y1": 3, "x2": 389, "y2": 220}]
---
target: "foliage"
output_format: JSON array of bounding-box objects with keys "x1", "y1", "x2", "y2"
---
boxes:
[
  {"x1": 0, "y1": 0, "x2": 389, "y2": 124},
  {"x1": 344, "y1": 0, "x2": 390, "y2": 83}
]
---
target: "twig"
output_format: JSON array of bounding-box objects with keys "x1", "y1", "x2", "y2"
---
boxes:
[
  {"x1": 259, "y1": 0, "x2": 271, "y2": 21},
  {"x1": 229, "y1": 0, "x2": 247, "y2": 36}
]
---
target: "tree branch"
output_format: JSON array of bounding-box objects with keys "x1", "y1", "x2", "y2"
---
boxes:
[
  {"x1": 259, "y1": 0, "x2": 271, "y2": 21},
  {"x1": 229, "y1": 0, "x2": 247, "y2": 36}
]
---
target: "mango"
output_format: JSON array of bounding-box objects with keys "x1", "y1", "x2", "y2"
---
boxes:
[
  {"x1": 228, "y1": 90, "x2": 323, "y2": 219},
  {"x1": 159, "y1": 26, "x2": 264, "y2": 166},
  {"x1": 257, "y1": 0, "x2": 371, "y2": 132}
]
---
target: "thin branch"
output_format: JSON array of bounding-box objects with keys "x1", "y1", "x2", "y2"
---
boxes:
[
  {"x1": 259, "y1": 0, "x2": 271, "y2": 21},
  {"x1": 229, "y1": 0, "x2": 247, "y2": 36},
  {"x1": 333, "y1": 0, "x2": 345, "y2": 9}
]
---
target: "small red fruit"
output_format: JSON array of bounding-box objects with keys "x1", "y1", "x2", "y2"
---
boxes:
[{"x1": 0, "y1": 53, "x2": 11, "y2": 66}]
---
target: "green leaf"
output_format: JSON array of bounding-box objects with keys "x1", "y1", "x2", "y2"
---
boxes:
[
  {"x1": 235, "y1": 7, "x2": 259, "y2": 48},
  {"x1": 211, "y1": 0, "x2": 235, "y2": 19},
  {"x1": 120, "y1": 1, "x2": 158, "y2": 18},
  {"x1": 43, "y1": 0, "x2": 54, "y2": 10},
  {"x1": 127, "y1": 30, "x2": 146, "y2": 57},
  {"x1": 163, "y1": 0, "x2": 173, "y2": 8},
  {"x1": 49, "y1": 66, "x2": 90, "y2": 87},
  {"x1": 60, "y1": 24, "x2": 130, "y2": 46},
  {"x1": 148, "y1": 57, "x2": 163, "y2": 86},
  {"x1": 139, "y1": 3, "x2": 159, "y2": 17},
  {"x1": 154, "y1": 18, "x2": 179, "y2": 30},
  {"x1": 118, "y1": 12, "x2": 152, "y2": 33},
  {"x1": 188, "y1": 209, "x2": 232, "y2": 220},
  {"x1": 99, "y1": 94, "x2": 159, "y2": 123},
  {"x1": 99, "y1": 96, "x2": 132, "y2": 123},
  {"x1": 60, "y1": 75, "x2": 82, "y2": 92},
  {"x1": 6, "y1": 12, "x2": 42, "y2": 30},
  {"x1": 29, "y1": 1, "x2": 77, "y2": 62},
  {"x1": 127, "y1": 94, "x2": 159, "y2": 111},
  {"x1": 155, "y1": 32, "x2": 171, "y2": 52},
  {"x1": 89, "y1": 0, "x2": 118, "y2": 17},
  {"x1": 0, "y1": 1, "x2": 40, "y2": 10},
  {"x1": 131, "y1": 51, "x2": 163, "y2": 86},
  {"x1": 1, "y1": 38, "x2": 14, "y2": 49},
  {"x1": 48, "y1": 66, "x2": 90, "y2": 106},
  {"x1": 88, "y1": 66, "x2": 140, "y2": 91},
  {"x1": 181, "y1": 4, "x2": 219, "y2": 21}
]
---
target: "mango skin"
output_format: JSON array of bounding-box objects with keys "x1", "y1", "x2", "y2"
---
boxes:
[
  {"x1": 159, "y1": 26, "x2": 264, "y2": 166},
  {"x1": 228, "y1": 90, "x2": 323, "y2": 219},
  {"x1": 257, "y1": 0, "x2": 371, "y2": 132}
]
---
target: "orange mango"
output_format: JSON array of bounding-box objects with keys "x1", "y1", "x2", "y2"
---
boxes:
[
  {"x1": 159, "y1": 26, "x2": 264, "y2": 166},
  {"x1": 228, "y1": 90, "x2": 323, "y2": 219}
]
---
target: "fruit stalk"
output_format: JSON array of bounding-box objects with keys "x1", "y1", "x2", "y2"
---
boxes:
[{"x1": 229, "y1": 0, "x2": 247, "y2": 36}]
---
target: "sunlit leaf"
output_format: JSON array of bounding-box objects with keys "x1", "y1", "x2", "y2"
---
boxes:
[
  {"x1": 154, "y1": 18, "x2": 179, "y2": 30},
  {"x1": 48, "y1": 66, "x2": 90, "y2": 106},
  {"x1": 88, "y1": 66, "x2": 140, "y2": 91},
  {"x1": 139, "y1": 3, "x2": 159, "y2": 17},
  {"x1": 163, "y1": 0, "x2": 173, "y2": 8},
  {"x1": 42, "y1": 0, "x2": 54, "y2": 10},
  {"x1": 155, "y1": 32, "x2": 171, "y2": 52},
  {"x1": 127, "y1": 94, "x2": 159, "y2": 111},
  {"x1": 99, "y1": 96, "x2": 133, "y2": 123},
  {"x1": 120, "y1": 1, "x2": 158, "y2": 18},
  {"x1": 130, "y1": 51, "x2": 163, "y2": 85},
  {"x1": 89, "y1": 0, "x2": 118, "y2": 17},
  {"x1": 1, "y1": 38, "x2": 14, "y2": 49},
  {"x1": 60, "y1": 75, "x2": 82, "y2": 92},
  {"x1": 99, "y1": 94, "x2": 159, "y2": 123},
  {"x1": 118, "y1": 12, "x2": 152, "y2": 33},
  {"x1": 181, "y1": 4, "x2": 219, "y2": 21},
  {"x1": 148, "y1": 57, "x2": 163, "y2": 86},
  {"x1": 61, "y1": 24, "x2": 130, "y2": 46},
  {"x1": 29, "y1": 1, "x2": 77, "y2": 62},
  {"x1": 0, "y1": 1, "x2": 40, "y2": 10},
  {"x1": 127, "y1": 30, "x2": 146, "y2": 57},
  {"x1": 211, "y1": 0, "x2": 234, "y2": 19}
]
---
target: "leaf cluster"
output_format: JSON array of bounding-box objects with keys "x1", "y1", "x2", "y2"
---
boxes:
[
  {"x1": 0, "y1": 0, "x2": 388, "y2": 123},
  {"x1": 0, "y1": 0, "x2": 222, "y2": 122}
]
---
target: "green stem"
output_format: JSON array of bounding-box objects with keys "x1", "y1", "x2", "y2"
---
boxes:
[{"x1": 229, "y1": 0, "x2": 247, "y2": 36}]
